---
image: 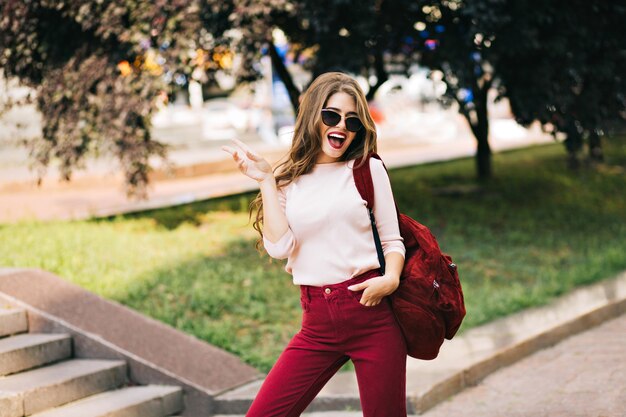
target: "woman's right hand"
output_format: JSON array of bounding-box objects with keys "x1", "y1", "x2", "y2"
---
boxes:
[{"x1": 222, "y1": 138, "x2": 274, "y2": 183}]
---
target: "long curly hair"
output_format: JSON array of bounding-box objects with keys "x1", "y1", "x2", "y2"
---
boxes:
[{"x1": 250, "y1": 72, "x2": 378, "y2": 252}]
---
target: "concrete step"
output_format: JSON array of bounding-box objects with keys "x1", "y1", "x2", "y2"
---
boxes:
[
  {"x1": 0, "y1": 333, "x2": 71, "y2": 376},
  {"x1": 29, "y1": 385, "x2": 183, "y2": 417},
  {"x1": 0, "y1": 359, "x2": 127, "y2": 415},
  {"x1": 0, "y1": 308, "x2": 28, "y2": 337},
  {"x1": 212, "y1": 378, "x2": 363, "y2": 415}
]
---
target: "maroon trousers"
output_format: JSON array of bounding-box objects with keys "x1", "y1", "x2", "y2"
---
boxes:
[{"x1": 246, "y1": 270, "x2": 408, "y2": 417}]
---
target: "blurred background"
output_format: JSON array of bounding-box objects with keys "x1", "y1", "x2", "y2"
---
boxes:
[{"x1": 1, "y1": 0, "x2": 622, "y2": 199}]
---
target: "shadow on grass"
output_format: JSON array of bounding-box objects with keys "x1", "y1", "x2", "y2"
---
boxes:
[
  {"x1": 97, "y1": 191, "x2": 259, "y2": 230},
  {"x1": 391, "y1": 142, "x2": 626, "y2": 238}
]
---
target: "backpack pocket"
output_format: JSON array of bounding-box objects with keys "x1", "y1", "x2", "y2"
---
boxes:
[{"x1": 391, "y1": 295, "x2": 445, "y2": 360}]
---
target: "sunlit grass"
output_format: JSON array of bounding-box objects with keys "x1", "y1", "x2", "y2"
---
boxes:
[{"x1": 1, "y1": 136, "x2": 625, "y2": 372}]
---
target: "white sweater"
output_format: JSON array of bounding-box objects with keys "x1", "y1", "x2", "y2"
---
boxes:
[{"x1": 263, "y1": 157, "x2": 405, "y2": 286}]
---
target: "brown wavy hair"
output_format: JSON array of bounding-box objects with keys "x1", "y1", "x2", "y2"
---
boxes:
[{"x1": 250, "y1": 72, "x2": 378, "y2": 253}]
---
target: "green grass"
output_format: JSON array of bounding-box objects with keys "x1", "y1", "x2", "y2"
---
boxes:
[{"x1": 1, "y1": 136, "x2": 625, "y2": 372}]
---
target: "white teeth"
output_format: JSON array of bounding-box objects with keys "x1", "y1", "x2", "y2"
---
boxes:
[{"x1": 328, "y1": 133, "x2": 345, "y2": 140}]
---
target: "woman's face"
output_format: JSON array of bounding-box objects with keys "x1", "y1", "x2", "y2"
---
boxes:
[{"x1": 316, "y1": 91, "x2": 360, "y2": 163}]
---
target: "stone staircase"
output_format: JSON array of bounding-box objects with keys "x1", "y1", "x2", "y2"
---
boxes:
[{"x1": 0, "y1": 307, "x2": 184, "y2": 417}]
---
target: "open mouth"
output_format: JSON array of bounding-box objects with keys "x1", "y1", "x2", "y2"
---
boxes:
[{"x1": 328, "y1": 132, "x2": 346, "y2": 149}]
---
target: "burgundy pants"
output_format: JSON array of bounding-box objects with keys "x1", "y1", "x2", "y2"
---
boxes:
[{"x1": 246, "y1": 270, "x2": 408, "y2": 417}]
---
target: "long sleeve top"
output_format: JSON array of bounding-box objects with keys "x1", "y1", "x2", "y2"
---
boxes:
[{"x1": 263, "y1": 157, "x2": 405, "y2": 286}]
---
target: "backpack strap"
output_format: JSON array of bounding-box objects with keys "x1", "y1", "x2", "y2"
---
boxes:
[
  {"x1": 353, "y1": 153, "x2": 375, "y2": 206},
  {"x1": 353, "y1": 152, "x2": 388, "y2": 274},
  {"x1": 354, "y1": 152, "x2": 402, "y2": 213}
]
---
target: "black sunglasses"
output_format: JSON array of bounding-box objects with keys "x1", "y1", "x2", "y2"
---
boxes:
[{"x1": 321, "y1": 109, "x2": 363, "y2": 132}]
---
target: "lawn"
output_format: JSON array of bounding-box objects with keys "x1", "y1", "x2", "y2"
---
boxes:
[{"x1": 1, "y1": 137, "x2": 625, "y2": 372}]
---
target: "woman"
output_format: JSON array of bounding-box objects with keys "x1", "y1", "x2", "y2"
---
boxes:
[{"x1": 222, "y1": 72, "x2": 407, "y2": 417}]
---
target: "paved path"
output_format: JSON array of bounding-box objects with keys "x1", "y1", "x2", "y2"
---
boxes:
[
  {"x1": 421, "y1": 313, "x2": 626, "y2": 417},
  {"x1": 224, "y1": 313, "x2": 625, "y2": 417}
]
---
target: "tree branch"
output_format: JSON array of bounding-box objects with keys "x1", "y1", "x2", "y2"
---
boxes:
[{"x1": 267, "y1": 40, "x2": 301, "y2": 115}]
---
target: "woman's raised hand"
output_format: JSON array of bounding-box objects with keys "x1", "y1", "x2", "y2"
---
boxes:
[{"x1": 222, "y1": 138, "x2": 273, "y2": 183}]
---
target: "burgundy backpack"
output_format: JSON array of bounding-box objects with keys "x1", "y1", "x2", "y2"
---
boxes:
[{"x1": 353, "y1": 152, "x2": 466, "y2": 360}]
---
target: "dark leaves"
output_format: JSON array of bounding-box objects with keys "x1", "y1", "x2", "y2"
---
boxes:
[{"x1": 0, "y1": 0, "x2": 222, "y2": 197}]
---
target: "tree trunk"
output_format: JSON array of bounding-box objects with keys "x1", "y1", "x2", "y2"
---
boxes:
[
  {"x1": 588, "y1": 130, "x2": 604, "y2": 163},
  {"x1": 267, "y1": 41, "x2": 301, "y2": 116},
  {"x1": 564, "y1": 119, "x2": 583, "y2": 170},
  {"x1": 365, "y1": 50, "x2": 388, "y2": 102},
  {"x1": 461, "y1": 84, "x2": 492, "y2": 180},
  {"x1": 475, "y1": 122, "x2": 491, "y2": 179}
]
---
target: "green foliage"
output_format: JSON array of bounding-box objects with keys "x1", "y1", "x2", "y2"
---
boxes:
[
  {"x1": 0, "y1": 0, "x2": 217, "y2": 196},
  {"x1": 1, "y1": 139, "x2": 626, "y2": 372},
  {"x1": 494, "y1": 1, "x2": 626, "y2": 161},
  {"x1": 241, "y1": 0, "x2": 626, "y2": 175},
  {"x1": 228, "y1": 0, "x2": 427, "y2": 99},
  {"x1": 2, "y1": 0, "x2": 624, "y2": 191}
]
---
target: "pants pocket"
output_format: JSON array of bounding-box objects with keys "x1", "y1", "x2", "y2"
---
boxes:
[{"x1": 349, "y1": 290, "x2": 387, "y2": 310}]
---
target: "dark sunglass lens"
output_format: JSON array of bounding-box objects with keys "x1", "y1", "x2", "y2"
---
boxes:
[
  {"x1": 345, "y1": 117, "x2": 363, "y2": 132},
  {"x1": 321, "y1": 110, "x2": 341, "y2": 127}
]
